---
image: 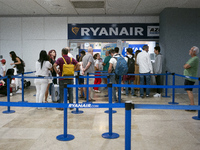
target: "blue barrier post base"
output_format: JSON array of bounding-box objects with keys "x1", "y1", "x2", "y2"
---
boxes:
[
  {"x1": 71, "y1": 109, "x2": 84, "y2": 114},
  {"x1": 192, "y1": 116, "x2": 200, "y2": 120},
  {"x1": 56, "y1": 134, "x2": 75, "y2": 141},
  {"x1": 102, "y1": 132, "x2": 119, "y2": 139},
  {"x1": 104, "y1": 110, "x2": 117, "y2": 114},
  {"x1": 168, "y1": 102, "x2": 179, "y2": 104},
  {"x1": 2, "y1": 110, "x2": 15, "y2": 114}
]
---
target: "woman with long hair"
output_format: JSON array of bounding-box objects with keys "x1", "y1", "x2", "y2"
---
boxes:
[
  {"x1": 34, "y1": 50, "x2": 52, "y2": 109},
  {"x1": 93, "y1": 53, "x2": 101, "y2": 93},
  {"x1": 44, "y1": 49, "x2": 57, "y2": 102},
  {"x1": 9, "y1": 51, "x2": 25, "y2": 94}
]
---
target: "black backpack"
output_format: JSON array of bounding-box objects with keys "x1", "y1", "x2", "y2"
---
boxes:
[{"x1": 126, "y1": 56, "x2": 135, "y2": 74}]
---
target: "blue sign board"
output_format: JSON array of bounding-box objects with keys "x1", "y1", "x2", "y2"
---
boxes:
[{"x1": 68, "y1": 23, "x2": 159, "y2": 40}]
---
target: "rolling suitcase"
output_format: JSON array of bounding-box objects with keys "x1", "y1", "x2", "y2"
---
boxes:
[{"x1": 51, "y1": 84, "x2": 59, "y2": 102}]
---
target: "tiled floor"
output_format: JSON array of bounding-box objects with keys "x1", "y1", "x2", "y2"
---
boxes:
[{"x1": 0, "y1": 87, "x2": 200, "y2": 150}]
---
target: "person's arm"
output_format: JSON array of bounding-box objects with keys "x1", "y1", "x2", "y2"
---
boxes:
[
  {"x1": 53, "y1": 63, "x2": 59, "y2": 74},
  {"x1": 183, "y1": 64, "x2": 191, "y2": 69},
  {"x1": 10, "y1": 57, "x2": 21, "y2": 65},
  {"x1": 147, "y1": 54, "x2": 153, "y2": 73},
  {"x1": 74, "y1": 63, "x2": 80, "y2": 71},
  {"x1": 83, "y1": 62, "x2": 92, "y2": 72},
  {"x1": 3, "y1": 70, "x2": 6, "y2": 77},
  {"x1": 108, "y1": 63, "x2": 113, "y2": 73}
]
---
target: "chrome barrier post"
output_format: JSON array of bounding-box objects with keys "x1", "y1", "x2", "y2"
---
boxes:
[
  {"x1": 125, "y1": 101, "x2": 132, "y2": 150},
  {"x1": 3, "y1": 77, "x2": 15, "y2": 114},
  {"x1": 104, "y1": 83, "x2": 117, "y2": 113},
  {"x1": 57, "y1": 86, "x2": 75, "y2": 141},
  {"x1": 71, "y1": 75, "x2": 84, "y2": 114},
  {"x1": 102, "y1": 83, "x2": 119, "y2": 139},
  {"x1": 192, "y1": 78, "x2": 200, "y2": 120},
  {"x1": 168, "y1": 73, "x2": 179, "y2": 104},
  {"x1": 162, "y1": 71, "x2": 170, "y2": 98},
  {"x1": 19, "y1": 73, "x2": 28, "y2": 102}
]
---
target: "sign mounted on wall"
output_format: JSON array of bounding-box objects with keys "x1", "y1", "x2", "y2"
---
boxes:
[{"x1": 68, "y1": 23, "x2": 159, "y2": 40}]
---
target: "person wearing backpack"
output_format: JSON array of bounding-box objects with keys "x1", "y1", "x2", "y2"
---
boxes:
[
  {"x1": 123, "y1": 48, "x2": 136, "y2": 97},
  {"x1": 53, "y1": 47, "x2": 79, "y2": 110},
  {"x1": 108, "y1": 48, "x2": 128, "y2": 102},
  {"x1": 136, "y1": 45, "x2": 153, "y2": 98},
  {"x1": 10, "y1": 51, "x2": 25, "y2": 94}
]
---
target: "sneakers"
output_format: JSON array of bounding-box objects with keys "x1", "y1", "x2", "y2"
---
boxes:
[
  {"x1": 153, "y1": 93, "x2": 161, "y2": 98},
  {"x1": 121, "y1": 91, "x2": 126, "y2": 95},
  {"x1": 16, "y1": 89, "x2": 22, "y2": 94},
  {"x1": 94, "y1": 90, "x2": 101, "y2": 93},
  {"x1": 48, "y1": 95, "x2": 51, "y2": 100}
]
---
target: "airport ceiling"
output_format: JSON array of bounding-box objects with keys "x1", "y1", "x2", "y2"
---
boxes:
[{"x1": 0, "y1": 0, "x2": 200, "y2": 17}]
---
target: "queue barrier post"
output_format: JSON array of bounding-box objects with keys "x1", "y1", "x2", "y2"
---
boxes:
[
  {"x1": 71, "y1": 76, "x2": 84, "y2": 114},
  {"x1": 102, "y1": 83, "x2": 119, "y2": 139},
  {"x1": 19, "y1": 73, "x2": 28, "y2": 103},
  {"x1": 163, "y1": 71, "x2": 170, "y2": 98},
  {"x1": 2, "y1": 77, "x2": 15, "y2": 114},
  {"x1": 105, "y1": 83, "x2": 117, "y2": 113},
  {"x1": 125, "y1": 101, "x2": 132, "y2": 150},
  {"x1": 168, "y1": 73, "x2": 179, "y2": 104},
  {"x1": 192, "y1": 78, "x2": 200, "y2": 120},
  {"x1": 118, "y1": 75, "x2": 122, "y2": 103},
  {"x1": 56, "y1": 86, "x2": 75, "y2": 141}
]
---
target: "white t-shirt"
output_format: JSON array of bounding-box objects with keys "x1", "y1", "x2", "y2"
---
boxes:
[
  {"x1": 94, "y1": 59, "x2": 99, "y2": 68},
  {"x1": 136, "y1": 50, "x2": 153, "y2": 73},
  {"x1": 0, "y1": 65, "x2": 6, "y2": 76},
  {"x1": 35, "y1": 61, "x2": 52, "y2": 76},
  {"x1": 109, "y1": 53, "x2": 121, "y2": 69}
]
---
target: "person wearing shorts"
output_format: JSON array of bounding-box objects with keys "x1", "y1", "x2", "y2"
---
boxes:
[
  {"x1": 82, "y1": 47, "x2": 95, "y2": 101},
  {"x1": 183, "y1": 46, "x2": 199, "y2": 107}
]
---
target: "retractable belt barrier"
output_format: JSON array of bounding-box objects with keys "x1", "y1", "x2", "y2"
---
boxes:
[{"x1": 1, "y1": 71, "x2": 200, "y2": 150}]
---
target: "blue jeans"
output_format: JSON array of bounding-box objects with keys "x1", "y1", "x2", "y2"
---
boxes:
[
  {"x1": 110, "y1": 75, "x2": 117, "y2": 101},
  {"x1": 140, "y1": 73, "x2": 151, "y2": 96},
  {"x1": 58, "y1": 79, "x2": 73, "y2": 103},
  {"x1": 125, "y1": 80, "x2": 134, "y2": 96}
]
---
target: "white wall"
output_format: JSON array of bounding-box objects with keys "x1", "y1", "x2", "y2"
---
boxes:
[{"x1": 0, "y1": 16, "x2": 159, "y2": 83}]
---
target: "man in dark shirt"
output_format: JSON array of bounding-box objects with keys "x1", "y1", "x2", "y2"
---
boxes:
[{"x1": 53, "y1": 47, "x2": 79, "y2": 110}]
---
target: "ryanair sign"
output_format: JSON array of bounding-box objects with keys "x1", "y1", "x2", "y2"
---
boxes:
[{"x1": 68, "y1": 23, "x2": 159, "y2": 39}]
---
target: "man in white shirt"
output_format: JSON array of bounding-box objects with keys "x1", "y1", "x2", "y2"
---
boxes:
[
  {"x1": 136, "y1": 45, "x2": 153, "y2": 98},
  {"x1": 108, "y1": 48, "x2": 121, "y2": 102}
]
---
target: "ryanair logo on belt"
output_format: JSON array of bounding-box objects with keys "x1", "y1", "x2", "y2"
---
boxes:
[{"x1": 72, "y1": 27, "x2": 80, "y2": 35}]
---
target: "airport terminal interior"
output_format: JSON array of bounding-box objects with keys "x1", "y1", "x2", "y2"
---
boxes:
[{"x1": 1, "y1": 0, "x2": 200, "y2": 150}]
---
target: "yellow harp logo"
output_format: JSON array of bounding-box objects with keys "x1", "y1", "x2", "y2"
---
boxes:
[{"x1": 72, "y1": 27, "x2": 80, "y2": 35}]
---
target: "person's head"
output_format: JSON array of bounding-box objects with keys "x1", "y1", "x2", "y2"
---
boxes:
[
  {"x1": 62, "y1": 47, "x2": 69, "y2": 56},
  {"x1": 1, "y1": 59, "x2": 6, "y2": 65},
  {"x1": 154, "y1": 46, "x2": 160, "y2": 55},
  {"x1": 142, "y1": 45, "x2": 149, "y2": 52},
  {"x1": 93, "y1": 53, "x2": 100, "y2": 60},
  {"x1": 9, "y1": 51, "x2": 17, "y2": 61},
  {"x1": 48, "y1": 49, "x2": 56, "y2": 60},
  {"x1": 65, "y1": 47, "x2": 70, "y2": 53},
  {"x1": 80, "y1": 50, "x2": 86, "y2": 56},
  {"x1": 105, "y1": 51, "x2": 109, "y2": 56},
  {"x1": 88, "y1": 47, "x2": 93, "y2": 55},
  {"x1": 109, "y1": 49, "x2": 115, "y2": 57},
  {"x1": 114, "y1": 47, "x2": 119, "y2": 53},
  {"x1": 189, "y1": 46, "x2": 199, "y2": 56},
  {"x1": 126, "y1": 48, "x2": 133, "y2": 55},
  {"x1": 38, "y1": 50, "x2": 49, "y2": 69},
  {"x1": 135, "y1": 50, "x2": 141, "y2": 58}
]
